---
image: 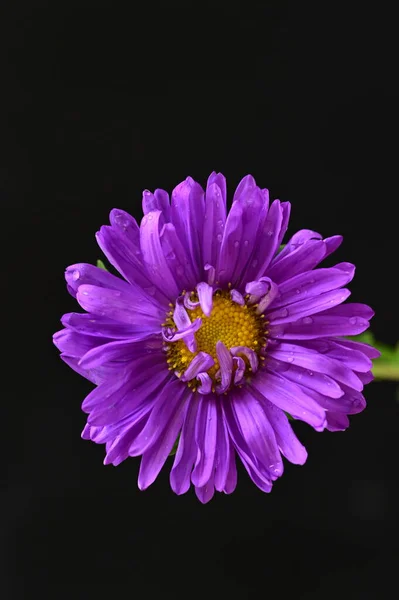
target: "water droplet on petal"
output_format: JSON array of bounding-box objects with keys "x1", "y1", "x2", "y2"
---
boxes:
[
  {"x1": 267, "y1": 230, "x2": 274, "y2": 236},
  {"x1": 286, "y1": 356, "x2": 294, "y2": 363},
  {"x1": 147, "y1": 214, "x2": 153, "y2": 221},
  {"x1": 349, "y1": 316, "x2": 357, "y2": 325},
  {"x1": 296, "y1": 288, "x2": 301, "y2": 294},
  {"x1": 234, "y1": 240, "x2": 240, "y2": 248},
  {"x1": 244, "y1": 240, "x2": 249, "y2": 247},
  {"x1": 252, "y1": 259, "x2": 258, "y2": 268},
  {"x1": 307, "y1": 370, "x2": 314, "y2": 376},
  {"x1": 217, "y1": 233, "x2": 223, "y2": 242},
  {"x1": 72, "y1": 270, "x2": 80, "y2": 281},
  {"x1": 217, "y1": 219, "x2": 224, "y2": 229},
  {"x1": 280, "y1": 308, "x2": 289, "y2": 318},
  {"x1": 302, "y1": 316, "x2": 313, "y2": 324}
]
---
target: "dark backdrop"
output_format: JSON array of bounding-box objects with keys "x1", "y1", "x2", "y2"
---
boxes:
[{"x1": 2, "y1": 2, "x2": 398, "y2": 599}]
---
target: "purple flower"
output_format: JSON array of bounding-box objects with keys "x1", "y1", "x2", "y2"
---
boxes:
[{"x1": 53, "y1": 173, "x2": 379, "y2": 503}]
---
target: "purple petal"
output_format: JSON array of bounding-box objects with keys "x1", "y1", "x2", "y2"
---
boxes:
[
  {"x1": 214, "y1": 404, "x2": 236, "y2": 493},
  {"x1": 109, "y1": 209, "x2": 141, "y2": 246},
  {"x1": 269, "y1": 312, "x2": 370, "y2": 340},
  {"x1": 196, "y1": 372, "x2": 212, "y2": 394},
  {"x1": 271, "y1": 263, "x2": 356, "y2": 309},
  {"x1": 245, "y1": 276, "x2": 276, "y2": 303},
  {"x1": 183, "y1": 292, "x2": 200, "y2": 310},
  {"x1": 160, "y1": 222, "x2": 197, "y2": 291},
  {"x1": 275, "y1": 202, "x2": 291, "y2": 248},
  {"x1": 162, "y1": 317, "x2": 202, "y2": 351},
  {"x1": 232, "y1": 174, "x2": 256, "y2": 202},
  {"x1": 196, "y1": 282, "x2": 213, "y2": 316},
  {"x1": 195, "y1": 475, "x2": 215, "y2": 504},
  {"x1": 260, "y1": 396, "x2": 308, "y2": 465},
  {"x1": 96, "y1": 225, "x2": 169, "y2": 305},
  {"x1": 170, "y1": 393, "x2": 201, "y2": 495},
  {"x1": 181, "y1": 352, "x2": 214, "y2": 382},
  {"x1": 298, "y1": 339, "x2": 372, "y2": 372},
  {"x1": 253, "y1": 370, "x2": 326, "y2": 429},
  {"x1": 336, "y1": 338, "x2": 381, "y2": 360},
  {"x1": 230, "y1": 346, "x2": 259, "y2": 372},
  {"x1": 79, "y1": 336, "x2": 163, "y2": 370},
  {"x1": 191, "y1": 395, "x2": 218, "y2": 488},
  {"x1": 230, "y1": 289, "x2": 245, "y2": 305},
  {"x1": 142, "y1": 188, "x2": 171, "y2": 222},
  {"x1": 76, "y1": 284, "x2": 163, "y2": 328},
  {"x1": 230, "y1": 387, "x2": 283, "y2": 478},
  {"x1": 215, "y1": 341, "x2": 233, "y2": 393},
  {"x1": 266, "y1": 239, "x2": 327, "y2": 284},
  {"x1": 267, "y1": 289, "x2": 351, "y2": 325},
  {"x1": 222, "y1": 395, "x2": 274, "y2": 490},
  {"x1": 324, "y1": 235, "x2": 343, "y2": 258},
  {"x1": 319, "y1": 303, "x2": 374, "y2": 320},
  {"x1": 86, "y1": 356, "x2": 168, "y2": 424},
  {"x1": 304, "y1": 386, "x2": 366, "y2": 414},
  {"x1": 242, "y1": 200, "x2": 283, "y2": 283},
  {"x1": 53, "y1": 329, "x2": 110, "y2": 358},
  {"x1": 233, "y1": 356, "x2": 246, "y2": 384},
  {"x1": 65, "y1": 263, "x2": 131, "y2": 298},
  {"x1": 266, "y1": 355, "x2": 344, "y2": 398},
  {"x1": 173, "y1": 298, "x2": 192, "y2": 330},
  {"x1": 229, "y1": 184, "x2": 267, "y2": 285},
  {"x1": 60, "y1": 354, "x2": 117, "y2": 385},
  {"x1": 357, "y1": 370, "x2": 374, "y2": 384},
  {"x1": 104, "y1": 406, "x2": 151, "y2": 466},
  {"x1": 61, "y1": 312, "x2": 154, "y2": 340},
  {"x1": 171, "y1": 177, "x2": 205, "y2": 280},
  {"x1": 137, "y1": 381, "x2": 189, "y2": 490},
  {"x1": 204, "y1": 264, "x2": 216, "y2": 285},
  {"x1": 326, "y1": 412, "x2": 349, "y2": 432},
  {"x1": 272, "y1": 229, "x2": 322, "y2": 263},
  {"x1": 216, "y1": 200, "x2": 243, "y2": 285},
  {"x1": 202, "y1": 179, "x2": 227, "y2": 273},
  {"x1": 256, "y1": 279, "x2": 279, "y2": 313},
  {"x1": 140, "y1": 210, "x2": 180, "y2": 301}
]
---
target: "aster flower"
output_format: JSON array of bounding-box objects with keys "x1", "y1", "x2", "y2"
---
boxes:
[{"x1": 53, "y1": 172, "x2": 379, "y2": 503}]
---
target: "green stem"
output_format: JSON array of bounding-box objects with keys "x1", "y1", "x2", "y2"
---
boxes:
[{"x1": 372, "y1": 364, "x2": 399, "y2": 381}]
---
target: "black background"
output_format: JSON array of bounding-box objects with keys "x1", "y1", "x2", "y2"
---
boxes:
[{"x1": 2, "y1": 2, "x2": 398, "y2": 599}]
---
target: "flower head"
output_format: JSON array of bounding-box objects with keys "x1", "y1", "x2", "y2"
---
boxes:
[{"x1": 53, "y1": 173, "x2": 379, "y2": 502}]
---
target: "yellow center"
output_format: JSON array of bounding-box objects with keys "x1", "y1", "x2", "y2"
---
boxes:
[{"x1": 165, "y1": 291, "x2": 267, "y2": 390}]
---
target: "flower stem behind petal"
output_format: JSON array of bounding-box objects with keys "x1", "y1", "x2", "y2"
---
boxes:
[{"x1": 96, "y1": 259, "x2": 108, "y2": 271}]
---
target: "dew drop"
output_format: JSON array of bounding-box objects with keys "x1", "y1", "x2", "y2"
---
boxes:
[
  {"x1": 216, "y1": 202, "x2": 220, "y2": 208},
  {"x1": 147, "y1": 214, "x2": 153, "y2": 221},
  {"x1": 349, "y1": 316, "x2": 357, "y2": 325},
  {"x1": 296, "y1": 288, "x2": 301, "y2": 294},
  {"x1": 302, "y1": 316, "x2": 313, "y2": 324},
  {"x1": 217, "y1": 233, "x2": 223, "y2": 242},
  {"x1": 286, "y1": 356, "x2": 294, "y2": 363},
  {"x1": 267, "y1": 230, "x2": 274, "y2": 237},
  {"x1": 244, "y1": 240, "x2": 249, "y2": 247},
  {"x1": 280, "y1": 308, "x2": 289, "y2": 318},
  {"x1": 307, "y1": 370, "x2": 314, "y2": 376},
  {"x1": 234, "y1": 240, "x2": 240, "y2": 248},
  {"x1": 217, "y1": 219, "x2": 224, "y2": 229},
  {"x1": 252, "y1": 259, "x2": 258, "y2": 268},
  {"x1": 72, "y1": 270, "x2": 80, "y2": 281}
]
